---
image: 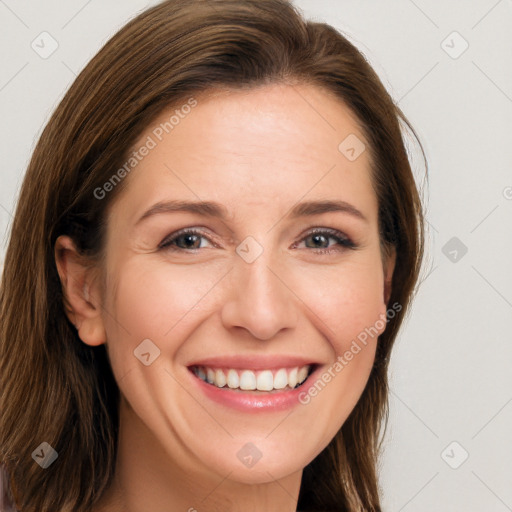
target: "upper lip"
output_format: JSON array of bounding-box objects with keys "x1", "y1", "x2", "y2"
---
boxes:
[{"x1": 187, "y1": 355, "x2": 320, "y2": 371}]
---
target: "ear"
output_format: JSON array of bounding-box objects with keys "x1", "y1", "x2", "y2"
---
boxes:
[
  {"x1": 383, "y1": 245, "x2": 396, "y2": 306},
  {"x1": 54, "y1": 235, "x2": 106, "y2": 346}
]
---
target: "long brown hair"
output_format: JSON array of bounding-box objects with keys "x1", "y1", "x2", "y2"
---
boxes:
[{"x1": 0, "y1": 1, "x2": 425, "y2": 510}]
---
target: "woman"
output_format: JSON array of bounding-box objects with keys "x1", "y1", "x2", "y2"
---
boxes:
[{"x1": 0, "y1": 1, "x2": 425, "y2": 510}]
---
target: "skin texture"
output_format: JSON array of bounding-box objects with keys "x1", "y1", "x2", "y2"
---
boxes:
[{"x1": 55, "y1": 83, "x2": 395, "y2": 512}]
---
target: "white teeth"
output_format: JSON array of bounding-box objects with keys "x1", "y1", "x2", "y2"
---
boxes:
[
  {"x1": 273, "y1": 368, "x2": 288, "y2": 389},
  {"x1": 240, "y1": 370, "x2": 256, "y2": 390},
  {"x1": 288, "y1": 367, "x2": 298, "y2": 388},
  {"x1": 297, "y1": 366, "x2": 309, "y2": 384},
  {"x1": 215, "y1": 369, "x2": 226, "y2": 387},
  {"x1": 193, "y1": 364, "x2": 312, "y2": 391},
  {"x1": 227, "y1": 369, "x2": 239, "y2": 389},
  {"x1": 256, "y1": 370, "x2": 274, "y2": 391}
]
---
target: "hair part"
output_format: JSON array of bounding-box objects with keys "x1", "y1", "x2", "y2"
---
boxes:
[{"x1": 0, "y1": 1, "x2": 425, "y2": 510}]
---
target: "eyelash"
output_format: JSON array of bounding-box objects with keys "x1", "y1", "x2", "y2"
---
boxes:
[{"x1": 159, "y1": 227, "x2": 357, "y2": 255}]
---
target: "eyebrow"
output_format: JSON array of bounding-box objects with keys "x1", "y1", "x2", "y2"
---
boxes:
[{"x1": 135, "y1": 198, "x2": 368, "y2": 225}]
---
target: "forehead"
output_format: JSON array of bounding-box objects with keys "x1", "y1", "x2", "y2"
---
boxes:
[{"x1": 112, "y1": 83, "x2": 377, "y2": 226}]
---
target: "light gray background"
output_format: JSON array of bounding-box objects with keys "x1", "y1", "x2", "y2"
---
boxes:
[{"x1": 1, "y1": 1, "x2": 511, "y2": 510}]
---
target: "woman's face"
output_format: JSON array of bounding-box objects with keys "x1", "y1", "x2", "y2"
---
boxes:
[{"x1": 97, "y1": 83, "x2": 394, "y2": 484}]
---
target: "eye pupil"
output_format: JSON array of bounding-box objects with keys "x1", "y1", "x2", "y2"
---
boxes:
[
  {"x1": 309, "y1": 234, "x2": 328, "y2": 248},
  {"x1": 180, "y1": 234, "x2": 200, "y2": 248}
]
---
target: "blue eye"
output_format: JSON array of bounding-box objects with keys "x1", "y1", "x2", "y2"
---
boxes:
[
  {"x1": 159, "y1": 228, "x2": 213, "y2": 251},
  {"x1": 159, "y1": 227, "x2": 357, "y2": 254},
  {"x1": 294, "y1": 228, "x2": 357, "y2": 254}
]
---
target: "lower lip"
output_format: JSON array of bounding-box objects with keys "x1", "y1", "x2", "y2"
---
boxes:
[{"x1": 188, "y1": 366, "x2": 321, "y2": 412}]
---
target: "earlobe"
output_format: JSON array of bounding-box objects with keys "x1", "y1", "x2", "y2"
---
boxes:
[{"x1": 54, "y1": 235, "x2": 106, "y2": 347}]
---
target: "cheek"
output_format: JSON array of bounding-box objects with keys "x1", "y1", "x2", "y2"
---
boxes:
[
  {"x1": 284, "y1": 259, "x2": 386, "y2": 448},
  {"x1": 102, "y1": 258, "x2": 225, "y2": 366},
  {"x1": 103, "y1": 251, "x2": 386, "y2": 367},
  {"x1": 294, "y1": 258, "x2": 386, "y2": 351}
]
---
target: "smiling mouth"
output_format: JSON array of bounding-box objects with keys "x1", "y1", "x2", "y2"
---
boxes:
[{"x1": 189, "y1": 364, "x2": 317, "y2": 393}]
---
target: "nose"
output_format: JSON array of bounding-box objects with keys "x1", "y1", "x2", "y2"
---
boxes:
[{"x1": 220, "y1": 251, "x2": 299, "y2": 341}]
